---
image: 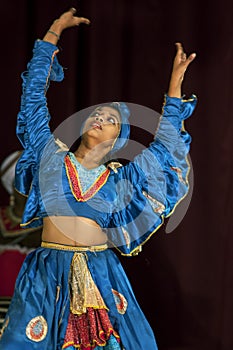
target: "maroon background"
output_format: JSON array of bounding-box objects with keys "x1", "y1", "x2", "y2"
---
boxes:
[{"x1": 0, "y1": 1, "x2": 233, "y2": 349}]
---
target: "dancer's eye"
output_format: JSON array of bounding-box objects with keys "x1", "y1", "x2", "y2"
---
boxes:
[{"x1": 107, "y1": 117, "x2": 116, "y2": 125}]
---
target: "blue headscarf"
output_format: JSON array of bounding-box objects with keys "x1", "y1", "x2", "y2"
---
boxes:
[{"x1": 106, "y1": 102, "x2": 130, "y2": 155}]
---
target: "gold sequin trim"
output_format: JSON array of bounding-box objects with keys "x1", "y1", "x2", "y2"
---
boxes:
[
  {"x1": 69, "y1": 253, "x2": 108, "y2": 315},
  {"x1": 41, "y1": 241, "x2": 108, "y2": 252}
]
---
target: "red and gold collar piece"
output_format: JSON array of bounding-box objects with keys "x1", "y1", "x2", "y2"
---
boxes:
[{"x1": 65, "y1": 153, "x2": 110, "y2": 202}]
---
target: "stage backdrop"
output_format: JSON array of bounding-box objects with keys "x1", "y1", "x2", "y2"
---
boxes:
[{"x1": 0, "y1": 1, "x2": 233, "y2": 349}]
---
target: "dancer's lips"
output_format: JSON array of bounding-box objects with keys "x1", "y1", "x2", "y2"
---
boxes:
[{"x1": 91, "y1": 121, "x2": 102, "y2": 130}]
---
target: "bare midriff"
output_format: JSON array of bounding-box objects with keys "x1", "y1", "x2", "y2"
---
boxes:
[{"x1": 42, "y1": 216, "x2": 108, "y2": 246}]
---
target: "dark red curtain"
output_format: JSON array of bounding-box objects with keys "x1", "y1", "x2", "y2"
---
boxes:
[{"x1": 1, "y1": 1, "x2": 233, "y2": 349}]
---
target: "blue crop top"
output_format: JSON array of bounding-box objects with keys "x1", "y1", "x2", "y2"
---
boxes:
[{"x1": 15, "y1": 40, "x2": 197, "y2": 256}]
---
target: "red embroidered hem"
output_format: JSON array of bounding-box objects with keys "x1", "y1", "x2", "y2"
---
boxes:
[{"x1": 62, "y1": 308, "x2": 120, "y2": 349}]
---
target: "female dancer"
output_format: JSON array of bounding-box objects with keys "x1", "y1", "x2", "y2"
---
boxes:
[{"x1": 0, "y1": 8, "x2": 197, "y2": 350}]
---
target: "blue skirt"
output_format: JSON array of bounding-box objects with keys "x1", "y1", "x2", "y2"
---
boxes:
[{"x1": 0, "y1": 243, "x2": 158, "y2": 350}]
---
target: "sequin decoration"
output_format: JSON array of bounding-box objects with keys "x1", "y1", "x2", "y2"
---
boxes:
[
  {"x1": 121, "y1": 227, "x2": 130, "y2": 249},
  {"x1": 142, "y1": 190, "x2": 165, "y2": 214},
  {"x1": 69, "y1": 253, "x2": 108, "y2": 315},
  {"x1": 170, "y1": 166, "x2": 186, "y2": 184},
  {"x1": 65, "y1": 152, "x2": 110, "y2": 202},
  {"x1": 26, "y1": 316, "x2": 48, "y2": 342},
  {"x1": 112, "y1": 289, "x2": 128, "y2": 315},
  {"x1": 63, "y1": 308, "x2": 120, "y2": 349}
]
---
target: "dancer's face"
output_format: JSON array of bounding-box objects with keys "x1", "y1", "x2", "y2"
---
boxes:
[{"x1": 82, "y1": 106, "x2": 121, "y2": 147}]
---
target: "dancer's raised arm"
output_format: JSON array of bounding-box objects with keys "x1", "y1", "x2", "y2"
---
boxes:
[{"x1": 168, "y1": 42, "x2": 196, "y2": 98}]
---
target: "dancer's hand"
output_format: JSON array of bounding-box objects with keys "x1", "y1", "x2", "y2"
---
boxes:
[
  {"x1": 55, "y1": 8, "x2": 90, "y2": 30},
  {"x1": 168, "y1": 43, "x2": 196, "y2": 98},
  {"x1": 43, "y1": 8, "x2": 90, "y2": 45}
]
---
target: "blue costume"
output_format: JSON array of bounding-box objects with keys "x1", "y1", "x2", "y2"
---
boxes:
[{"x1": 0, "y1": 40, "x2": 197, "y2": 349}]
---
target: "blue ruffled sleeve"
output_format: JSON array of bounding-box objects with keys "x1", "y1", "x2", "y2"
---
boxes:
[
  {"x1": 15, "y1": 40, "x2": 64, "y2": 196},
  {"x1": 107, "y1": 95, "x2": 197, "y2": 256}
]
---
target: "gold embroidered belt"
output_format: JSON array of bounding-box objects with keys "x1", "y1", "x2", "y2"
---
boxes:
[{"x1": 41, "y1": 241, "x2": 108, "y2": 252}]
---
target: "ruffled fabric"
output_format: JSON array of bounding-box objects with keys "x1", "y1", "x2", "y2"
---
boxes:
[
  {"x1": 63, "y1": 308, "x2": 120, "y2": 349},
  {"x1": 106, "y1": 95, "x2": 197, "y2": 255},
  {"x1": 64, "y1": 334, "x2": 121, "y2": 350},
  {"x1": 14, "y1": 39, "x2": 197, "y2": 256},
  {"x1": 15, "y1": 40, "x2": 63, "y2": 196}
]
